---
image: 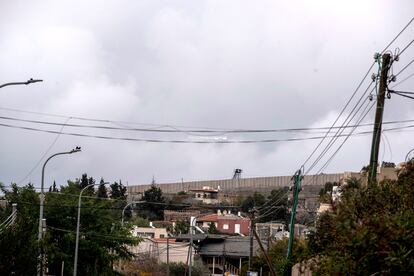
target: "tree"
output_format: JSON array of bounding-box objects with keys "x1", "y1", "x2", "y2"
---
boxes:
[
  {"x1": 110, "y1": 180, "x2": 127, "y2": 200},
  {"x1": 307, "y1": 163, "x2": 414, "y2": 275},
  {"x1": 49, "y1": 181, "x2": 59, "y2": 192},
  {"x1": 140, "y1": 184, "x2": 166, "y2": 220},
  {"x1": 97, "y1": 177, "x2": 108, "y2": 198},
  {"x1": 241, "y1": 192, "x2": 266, "y2": 213},
  {"x1": 0, "y1": 176, "x2": 140, "y2": 276},
  {"x1": 0, "y1": 183, "x2": 39, "y2": 275},
  {"x1": 172, "y1": 220, "x2": 189, "y2": 235},
  {"x1": 207, "y1": 222, "x2": 218, "y2": 234},
  {"x1": 45, "y1": 180, "x2": 139, "y2": 275}
]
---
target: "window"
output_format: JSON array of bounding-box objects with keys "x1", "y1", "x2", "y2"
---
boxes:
[
  {"x1": 223, "y1": 224, "x2": 229, "y2": 230},
  {"x1": 160, "y1": 234, "x2": 165, "y2": 238}
]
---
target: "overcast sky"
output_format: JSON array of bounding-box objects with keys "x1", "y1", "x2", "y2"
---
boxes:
[{"x1": 0, "y1": 0, "x2": 413, "y2": 189}]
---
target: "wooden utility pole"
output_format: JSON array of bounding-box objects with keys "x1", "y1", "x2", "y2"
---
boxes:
[
  {"x1": 252, "y1": 229, "x2": 276, "y2": 276},
  {"x1": 167, "y1": 237, "x2": 170, "y2": 276},
  {"x1": 248, "y1": 210, "x2": 256, "y2": 271},
  {"x1": 368, "y1": 53, "x2": 392, "y2": 184}
]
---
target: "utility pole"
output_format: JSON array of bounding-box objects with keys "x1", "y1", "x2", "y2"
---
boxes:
[
  {"x1": 252, "y1": 229, "x2": 276, "y2": 276},
  {"x1": 287, "y1": 169, "x2": 302, "y2": 259},
  {"x1": 368, "y1": 53, "x2": 392, "y2": 184},
  {"x1": 267, "y1": 225, "x2": 271, "y2": 254},
  {"x1": 248, "y1": 209, "x2": 256, "y2": 271},
  {"x1": 167, "y1": 237, "x2": 170, "y2": 276}
]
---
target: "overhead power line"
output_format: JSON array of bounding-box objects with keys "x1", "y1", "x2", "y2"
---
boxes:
[
  {"x1": 1, "y1": 120, "x2": 414, "y2": 144},
  {"x1": 1, "y1": 114, "x2": 414, "y2": 134},
  {"x1": 395, "y1": 57, "x2": 414, "y2": 77}
]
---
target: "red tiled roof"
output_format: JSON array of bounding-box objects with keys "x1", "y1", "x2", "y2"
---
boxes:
[{"x1": 196, "y1": 213, "x2": 218, "y2": 222}]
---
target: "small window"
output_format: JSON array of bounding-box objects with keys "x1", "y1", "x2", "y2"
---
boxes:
[
  {"x1": 160, "y1": 234, "x2": 165, "y2": 238},
  {"x1": 223, "y1": 224, "x2": 229, "y2": 230}
]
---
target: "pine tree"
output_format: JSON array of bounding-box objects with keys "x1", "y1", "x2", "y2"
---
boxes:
[{"x1": 97, "y1": 178, "x2": 107, "y2": 198}]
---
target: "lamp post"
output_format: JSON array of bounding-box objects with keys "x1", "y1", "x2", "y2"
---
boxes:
[
  {"x1": 73, "y1": 181, "x2": 110, "y2": 276},
  {"x1": 121, "y1": 201, "x2": 145, "y2": 226},
  {"x1": 38, "y1": 147, "x2": 81, "y2": 276},
  {"x1": 0, "y1": 78, "x2": 43, "y2": 88}
]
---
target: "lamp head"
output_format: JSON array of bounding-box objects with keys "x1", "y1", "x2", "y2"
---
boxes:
[{"x1": 71, "y1": 146, "x2": 82, "y2": 153}]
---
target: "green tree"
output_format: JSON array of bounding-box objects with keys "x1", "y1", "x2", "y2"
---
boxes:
[
  {"x1": 110, "y1": 180, "x2": 127, "y2": 200},
  {"x1": 45, "y1": 180, "x2": 139, "y2": 275},
  {"x1": 173, "y1": 220, "x2": 189, "y2": 235},
  {"x1": 307, "y1": 164, "x2": 414, "y2": 275},
  {"x1": 241, "y1": 192, "x2": 266, "y2": 213},
  {"x1": 0, "y1": 183, "x2": 39, "y2": 275},
  {"x1": 140, "y1": 183, "x2": 166, "y2": 220},
  {"x1": 97, "y1": 177, "x2": 108, "y2": 198},
  {"x1": 207, "y1": 222, "x2": 218, "y2": 234}
]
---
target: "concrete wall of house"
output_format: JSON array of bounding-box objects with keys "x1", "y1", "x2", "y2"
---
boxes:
[
  {"x1": 131, "y1": 227, "x2": 168, "y2": 239},
  {"x1": 217, "y1": 218, "x2": 250, "y2": 235}
]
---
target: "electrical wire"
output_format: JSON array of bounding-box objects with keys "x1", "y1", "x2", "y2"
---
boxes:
[
  {"x1": 305, "y1": 82, "x2": 375, "y2": 175},
  {"x1": 395, "y1": 57, "x2": 414, "y2": 78},
  {"x1": 17, "y1": 117, "x2": 71, "y2": 185},
  {"x1": 381, "y1": 17, "x2": 414, "y2": 54},
  {"x1": 398, "y1": 39, "x2": 414, "y2": 57},
  {"x1": 314, "y1": 100, "x2": 376, "y2": 176},
  {"x1": 391, "y1": 72, "x2": 414, "y2": 88},
  {"x1": 0, "y1": 114, "x2": 409, "y2": 134}
]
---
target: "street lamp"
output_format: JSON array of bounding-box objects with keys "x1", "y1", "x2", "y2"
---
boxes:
[
  {"x1": 38, "y1": 146, "x2": 81, "y2": 276},
  {"x1": 0, "y1": 78, "x2": 43, "y2": 88},
  {"x1": 121, "y1": 201, "x2": 145, "y2": 226},
  {"x1": 73, "y1": 181, "x2": 109, "y2": 276}
]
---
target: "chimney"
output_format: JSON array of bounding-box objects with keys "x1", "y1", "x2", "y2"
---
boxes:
[
  {"x1": 149, "y1": 221, "x2": 155, "y2": 228},
  {"x1": 217, "y1": 209, "x2": 221, "y2": 216},
  {"x1": 237, "y1": 211, "x2": 241, "y2": 217}
]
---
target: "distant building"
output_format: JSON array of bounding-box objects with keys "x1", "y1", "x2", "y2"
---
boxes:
[
  {"x1": 131, "y1": 225, "x2": 168, "y2": 239},
  {"x1": 190, "y1": 186, "x2": 219, "y2": 204},
  {"x1": 196, "y1": 210, "x2": 251, "y2": 235},
  {"x1": 164, "y1": 209, "x2": 200, "y2": 223}
]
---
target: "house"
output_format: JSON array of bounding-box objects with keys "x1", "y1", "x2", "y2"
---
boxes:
[
  {"x1": 198, "y1": 235, "x2": 260, "y2": 276},
  {"x1": 196, "y1": 210, "x2": 251, "y2": 235},
  {"x1": 190, "y1": 186, "x2": 220, "y2": 204},
  {"x1": 164, "y1": 209, "x2": 200, "y2": 223},
  {"x1": 131, "y1": 225, "x2": 168, "y2": 239}
]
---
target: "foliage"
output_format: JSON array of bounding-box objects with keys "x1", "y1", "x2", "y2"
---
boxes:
[
  {"x1": 241, "y1": 238, "x2": 308, "y2": 276},
  {"x1": 110, "y1": 180, "x2": 127, "y2": 200},
  {"x1": 207, "y1": 222, "x2": 219, "y2": 234},
  {"x1": 240, "y1": 192, "x2": 266, "y2": 213},
  {"x1": 44, "y1": 180, "x2": 139, "y2": 275},
  {"x1": 172, "y1": 220, "x2": 189, "y2": 235},
  {"x1": 0, "y1": 184, "x2": 39, "y2": 275},
  {"x1": 97, "y1": 177, "x2": 108, "y2": 198},
  {"x1": 140, "y1": 184, "x2": 166, "y2": 220},
  {"x1": 0, "y1": 173, "x2": 140, "y2": 276},
  {"x1": 307, "y1": 163, "x2": 414, "y2": 275},
  {"x1": 128, "y1": 216, "x2": 150, "y2": 227}
]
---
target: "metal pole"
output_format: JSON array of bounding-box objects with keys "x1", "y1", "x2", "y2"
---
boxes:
[
  {"x1": 287, "y1": 170, "x2": 302, "y2": 259},
  {"x1": 121, "y1": 201, "x2": 145, "y2": 226},
  {"x1": 167, "y1": 237, "x2": 170, "y2": 276},
  {"x1": 73, "y1": 183, "x2": 94, "y2": 276},
  {"x1": 189, "y1": 218, "x2": 193, "y2": 276},
  {"x1": 38, "y1": 148, "x2": 81, "y2": 276},
  {"x1": 73, "y1": 181, "x2": 109, "y2": 276},
  {"x1": 0, "y1": 78, "x2": 43, "y2": 88}
]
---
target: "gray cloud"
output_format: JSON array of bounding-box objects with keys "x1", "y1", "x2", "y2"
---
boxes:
[{"x1": 0, "y1": 0, "x2": 414, "y2": 189}]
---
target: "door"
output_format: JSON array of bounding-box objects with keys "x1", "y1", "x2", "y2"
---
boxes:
[{"x1": 235, "y1": 224, "x2": 240, "y2": 234}]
